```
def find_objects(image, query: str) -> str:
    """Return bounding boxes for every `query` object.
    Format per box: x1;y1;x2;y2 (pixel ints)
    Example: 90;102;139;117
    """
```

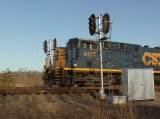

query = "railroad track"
0;85;159;95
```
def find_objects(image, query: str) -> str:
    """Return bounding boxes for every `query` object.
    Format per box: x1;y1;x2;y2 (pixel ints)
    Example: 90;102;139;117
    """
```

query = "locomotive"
43;38;160;86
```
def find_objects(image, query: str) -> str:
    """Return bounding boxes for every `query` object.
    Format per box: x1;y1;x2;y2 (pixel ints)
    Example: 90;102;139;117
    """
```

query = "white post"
98;14;106;99
49;39;52;65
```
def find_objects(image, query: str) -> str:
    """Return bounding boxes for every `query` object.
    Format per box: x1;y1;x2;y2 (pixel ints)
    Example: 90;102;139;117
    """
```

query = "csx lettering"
84;51;96;56
142;52;160;66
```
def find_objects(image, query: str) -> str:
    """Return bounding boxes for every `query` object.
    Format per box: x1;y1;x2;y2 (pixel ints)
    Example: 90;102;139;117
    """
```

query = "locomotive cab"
66;38;98;68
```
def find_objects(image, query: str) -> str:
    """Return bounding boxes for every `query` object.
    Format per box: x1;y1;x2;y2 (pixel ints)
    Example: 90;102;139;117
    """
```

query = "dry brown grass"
12;69;43;87
0;69;43;87
0;93;160;119
0;69;160;118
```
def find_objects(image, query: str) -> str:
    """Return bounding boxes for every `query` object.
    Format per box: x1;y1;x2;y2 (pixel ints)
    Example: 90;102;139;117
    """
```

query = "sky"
0;0;160;72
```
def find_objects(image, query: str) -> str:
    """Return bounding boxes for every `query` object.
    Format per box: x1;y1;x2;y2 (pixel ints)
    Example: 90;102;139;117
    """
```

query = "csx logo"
142;52;160;66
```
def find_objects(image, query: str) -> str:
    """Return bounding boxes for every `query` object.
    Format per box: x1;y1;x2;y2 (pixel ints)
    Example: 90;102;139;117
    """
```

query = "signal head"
53;38;57;50
102;13;110;34
43;40;47;53
88;14;96;36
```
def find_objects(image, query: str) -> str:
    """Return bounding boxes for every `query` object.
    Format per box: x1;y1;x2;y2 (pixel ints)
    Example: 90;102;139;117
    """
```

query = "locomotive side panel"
102;42;142;70
43;38;160;86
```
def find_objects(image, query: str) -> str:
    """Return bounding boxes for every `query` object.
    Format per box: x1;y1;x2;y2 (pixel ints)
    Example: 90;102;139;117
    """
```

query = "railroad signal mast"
43;39;57;69
88;13;111;99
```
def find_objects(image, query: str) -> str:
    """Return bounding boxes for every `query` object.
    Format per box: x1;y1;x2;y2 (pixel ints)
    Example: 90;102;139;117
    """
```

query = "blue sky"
0;0;160;72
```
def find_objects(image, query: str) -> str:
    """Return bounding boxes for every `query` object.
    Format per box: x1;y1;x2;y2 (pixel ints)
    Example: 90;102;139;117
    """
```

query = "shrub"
0;68;15;87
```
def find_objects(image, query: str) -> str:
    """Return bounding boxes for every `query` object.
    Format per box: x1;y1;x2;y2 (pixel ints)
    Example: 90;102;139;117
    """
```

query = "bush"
0;69;15;87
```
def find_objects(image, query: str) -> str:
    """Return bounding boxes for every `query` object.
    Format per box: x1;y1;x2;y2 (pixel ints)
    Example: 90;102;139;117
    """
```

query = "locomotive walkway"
0;85;160;95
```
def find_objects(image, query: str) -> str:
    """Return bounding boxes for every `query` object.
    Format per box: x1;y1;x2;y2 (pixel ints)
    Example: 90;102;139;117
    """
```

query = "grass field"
0;93;160;119
0;69;160;119
0;69;43;87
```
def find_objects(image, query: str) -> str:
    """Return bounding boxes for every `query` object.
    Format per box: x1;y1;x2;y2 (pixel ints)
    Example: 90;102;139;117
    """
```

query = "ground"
0;92;160;119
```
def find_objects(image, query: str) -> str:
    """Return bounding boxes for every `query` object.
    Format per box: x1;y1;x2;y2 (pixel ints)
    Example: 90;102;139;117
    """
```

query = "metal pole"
98;14;106;99
49;39;52;65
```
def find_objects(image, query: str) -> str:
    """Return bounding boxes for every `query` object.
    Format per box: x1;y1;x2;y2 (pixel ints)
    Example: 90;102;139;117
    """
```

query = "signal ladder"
106;42;114;96
107;61;114;96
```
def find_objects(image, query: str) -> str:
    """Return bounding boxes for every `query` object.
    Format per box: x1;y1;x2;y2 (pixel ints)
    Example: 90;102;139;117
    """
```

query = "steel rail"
0;85;159;95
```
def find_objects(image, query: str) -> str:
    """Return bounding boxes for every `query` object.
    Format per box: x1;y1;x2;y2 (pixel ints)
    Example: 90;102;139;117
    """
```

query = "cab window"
119;43;125;50
81;41;97;50
86;43;90;49
67;41;78;48
104;42;110;49
135;46;139;52
92;43;97;50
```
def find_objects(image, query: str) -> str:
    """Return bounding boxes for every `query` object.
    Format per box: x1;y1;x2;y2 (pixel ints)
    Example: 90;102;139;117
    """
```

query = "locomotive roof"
66;38;160;50
68;38;140;45
66;38;96;46
68;38;96;42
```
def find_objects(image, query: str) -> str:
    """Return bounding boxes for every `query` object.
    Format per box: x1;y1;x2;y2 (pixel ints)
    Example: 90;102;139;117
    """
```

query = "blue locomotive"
43;38;160;86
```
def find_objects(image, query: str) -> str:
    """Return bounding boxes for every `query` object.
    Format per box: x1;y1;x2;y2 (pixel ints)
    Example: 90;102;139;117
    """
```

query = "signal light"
53;38;57;50
89;14;96;36
102;13;110;34
43;40;47;53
